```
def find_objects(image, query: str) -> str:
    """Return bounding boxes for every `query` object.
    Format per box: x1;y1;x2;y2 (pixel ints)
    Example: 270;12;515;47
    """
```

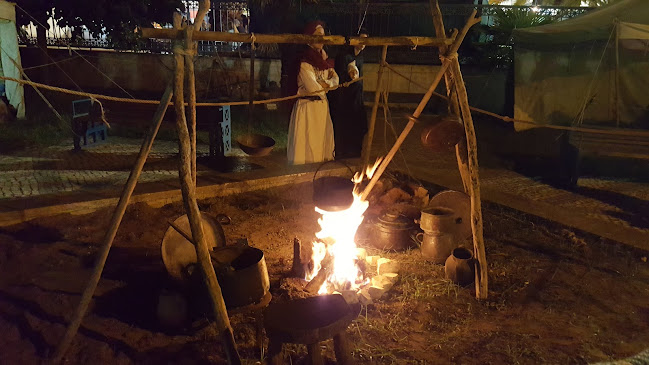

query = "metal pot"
212;245;270;309
371;212;419;251
419;206;456;234
312;161;355;212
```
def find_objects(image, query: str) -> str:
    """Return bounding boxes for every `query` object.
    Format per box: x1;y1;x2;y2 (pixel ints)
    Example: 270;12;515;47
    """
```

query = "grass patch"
0;113;71;153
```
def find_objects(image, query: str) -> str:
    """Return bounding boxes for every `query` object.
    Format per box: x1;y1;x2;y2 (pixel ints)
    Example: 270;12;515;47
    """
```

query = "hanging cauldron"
312;161;355;212
420;115;465;153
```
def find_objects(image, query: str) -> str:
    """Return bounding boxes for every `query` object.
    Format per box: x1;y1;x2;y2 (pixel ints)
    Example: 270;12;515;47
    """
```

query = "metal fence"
18;2;593;61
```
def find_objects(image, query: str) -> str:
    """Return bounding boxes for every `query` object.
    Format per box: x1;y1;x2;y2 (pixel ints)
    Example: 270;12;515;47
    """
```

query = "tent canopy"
514;0;649;47
512;0;649;131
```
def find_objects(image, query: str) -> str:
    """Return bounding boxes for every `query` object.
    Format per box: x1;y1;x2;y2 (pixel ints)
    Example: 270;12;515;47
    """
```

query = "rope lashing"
250;33;257;51
411;37;419;51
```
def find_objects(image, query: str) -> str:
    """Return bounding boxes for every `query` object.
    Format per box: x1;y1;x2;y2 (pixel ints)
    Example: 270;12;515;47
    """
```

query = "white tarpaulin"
0;0;24;118
619;22;649;40
512;0;649;132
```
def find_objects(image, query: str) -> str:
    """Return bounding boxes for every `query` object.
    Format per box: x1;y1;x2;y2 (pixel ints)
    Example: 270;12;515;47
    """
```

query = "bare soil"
1;181;648;364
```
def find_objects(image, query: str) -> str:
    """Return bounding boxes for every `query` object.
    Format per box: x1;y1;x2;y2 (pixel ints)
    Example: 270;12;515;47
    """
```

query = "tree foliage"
16;0;183;48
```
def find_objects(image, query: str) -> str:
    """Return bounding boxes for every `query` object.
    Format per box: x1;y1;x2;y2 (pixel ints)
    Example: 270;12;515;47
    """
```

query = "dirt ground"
1;181;648;365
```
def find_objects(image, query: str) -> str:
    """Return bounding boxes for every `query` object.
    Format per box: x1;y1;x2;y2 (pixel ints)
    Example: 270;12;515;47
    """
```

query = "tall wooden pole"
614;19;620;128
173;3;241;364
363;45;388;167
50;86;174;365
449;57;488;299
185;28;198;185
430;0;470;194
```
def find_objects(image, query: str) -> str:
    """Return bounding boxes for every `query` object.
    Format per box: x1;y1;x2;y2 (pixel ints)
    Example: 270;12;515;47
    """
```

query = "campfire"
292;159;400;304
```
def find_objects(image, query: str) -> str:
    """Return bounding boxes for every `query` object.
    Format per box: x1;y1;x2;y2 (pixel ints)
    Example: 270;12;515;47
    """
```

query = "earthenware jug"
416;231;455;264
444;247;475;287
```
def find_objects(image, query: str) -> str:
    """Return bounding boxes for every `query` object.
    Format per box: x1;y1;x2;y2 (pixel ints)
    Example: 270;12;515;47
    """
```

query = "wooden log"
449;57;488;300
305;253;333;294
363;45;388;167
50;85;174;365
290;237;307;279
140;28;452;47
430;0;470;194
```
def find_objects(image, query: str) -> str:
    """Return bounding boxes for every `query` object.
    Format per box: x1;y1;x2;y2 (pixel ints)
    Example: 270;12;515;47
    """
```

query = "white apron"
287;62;338;165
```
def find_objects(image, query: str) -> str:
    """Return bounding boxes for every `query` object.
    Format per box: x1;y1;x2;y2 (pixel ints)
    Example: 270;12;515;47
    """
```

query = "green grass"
0;113;71;153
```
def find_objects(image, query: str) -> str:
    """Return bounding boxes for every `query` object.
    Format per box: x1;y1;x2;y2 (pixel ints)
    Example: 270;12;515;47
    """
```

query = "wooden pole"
140;28;453;47
430;0;470;194
360;11;479;201
363;45;388;167
173;4;241;364
50;85;174;365
248;45;255;134
615;19;620;128
449;58;488;299
186;1;210;186
185;28;198;185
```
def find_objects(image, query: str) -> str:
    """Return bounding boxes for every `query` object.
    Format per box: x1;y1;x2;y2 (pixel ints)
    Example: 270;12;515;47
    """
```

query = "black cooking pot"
312;160;355;212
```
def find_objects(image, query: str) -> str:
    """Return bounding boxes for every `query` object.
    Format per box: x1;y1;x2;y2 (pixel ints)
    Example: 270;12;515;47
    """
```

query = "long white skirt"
287;98;335;165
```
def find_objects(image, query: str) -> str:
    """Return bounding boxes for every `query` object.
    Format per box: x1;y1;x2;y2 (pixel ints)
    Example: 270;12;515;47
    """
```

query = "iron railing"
18;3;593;62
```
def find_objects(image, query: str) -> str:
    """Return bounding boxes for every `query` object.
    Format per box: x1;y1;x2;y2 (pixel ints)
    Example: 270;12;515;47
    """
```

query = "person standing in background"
287;21;339;165
329;28;369;159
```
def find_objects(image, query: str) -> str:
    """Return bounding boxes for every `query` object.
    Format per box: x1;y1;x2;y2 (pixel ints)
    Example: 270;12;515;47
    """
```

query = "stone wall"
20;47;507;115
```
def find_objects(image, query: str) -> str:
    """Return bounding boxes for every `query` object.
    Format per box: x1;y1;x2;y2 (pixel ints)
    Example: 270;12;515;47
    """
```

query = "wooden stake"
50;85;174;365
290;237;307;279
363;45;388;167
448;57;488;299
430;0;470;194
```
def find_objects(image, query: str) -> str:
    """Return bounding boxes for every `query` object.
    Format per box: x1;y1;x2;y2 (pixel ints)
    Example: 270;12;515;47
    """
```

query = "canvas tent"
512;0;649;131
0;0;24;118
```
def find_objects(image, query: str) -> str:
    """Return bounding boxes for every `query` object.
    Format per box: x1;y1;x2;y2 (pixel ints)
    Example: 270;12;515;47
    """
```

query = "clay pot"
444;247;475;287
416;232;455;264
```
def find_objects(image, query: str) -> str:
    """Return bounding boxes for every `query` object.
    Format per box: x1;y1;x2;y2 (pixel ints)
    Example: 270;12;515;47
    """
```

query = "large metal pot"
371;212;419;251
212;245;270;309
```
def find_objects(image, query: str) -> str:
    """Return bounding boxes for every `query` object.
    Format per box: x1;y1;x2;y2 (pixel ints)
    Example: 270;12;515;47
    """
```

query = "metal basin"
237;133;275;156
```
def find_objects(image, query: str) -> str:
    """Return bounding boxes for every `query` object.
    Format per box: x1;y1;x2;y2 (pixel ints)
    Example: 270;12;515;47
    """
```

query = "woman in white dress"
287;21;339;165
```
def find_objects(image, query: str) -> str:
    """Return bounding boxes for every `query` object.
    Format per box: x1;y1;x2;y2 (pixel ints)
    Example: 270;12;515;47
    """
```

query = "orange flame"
308;158;383;294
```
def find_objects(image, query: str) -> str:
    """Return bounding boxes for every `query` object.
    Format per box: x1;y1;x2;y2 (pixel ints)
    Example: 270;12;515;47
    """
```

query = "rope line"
380;62;649;139
22;55;81;71
0;75;364;107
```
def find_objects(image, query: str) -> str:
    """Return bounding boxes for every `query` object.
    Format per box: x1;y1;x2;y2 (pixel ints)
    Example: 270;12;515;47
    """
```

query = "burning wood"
305;252;333;294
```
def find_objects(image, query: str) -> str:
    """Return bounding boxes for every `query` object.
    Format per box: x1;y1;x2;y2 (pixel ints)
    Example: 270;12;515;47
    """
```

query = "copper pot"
371;212;419;251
